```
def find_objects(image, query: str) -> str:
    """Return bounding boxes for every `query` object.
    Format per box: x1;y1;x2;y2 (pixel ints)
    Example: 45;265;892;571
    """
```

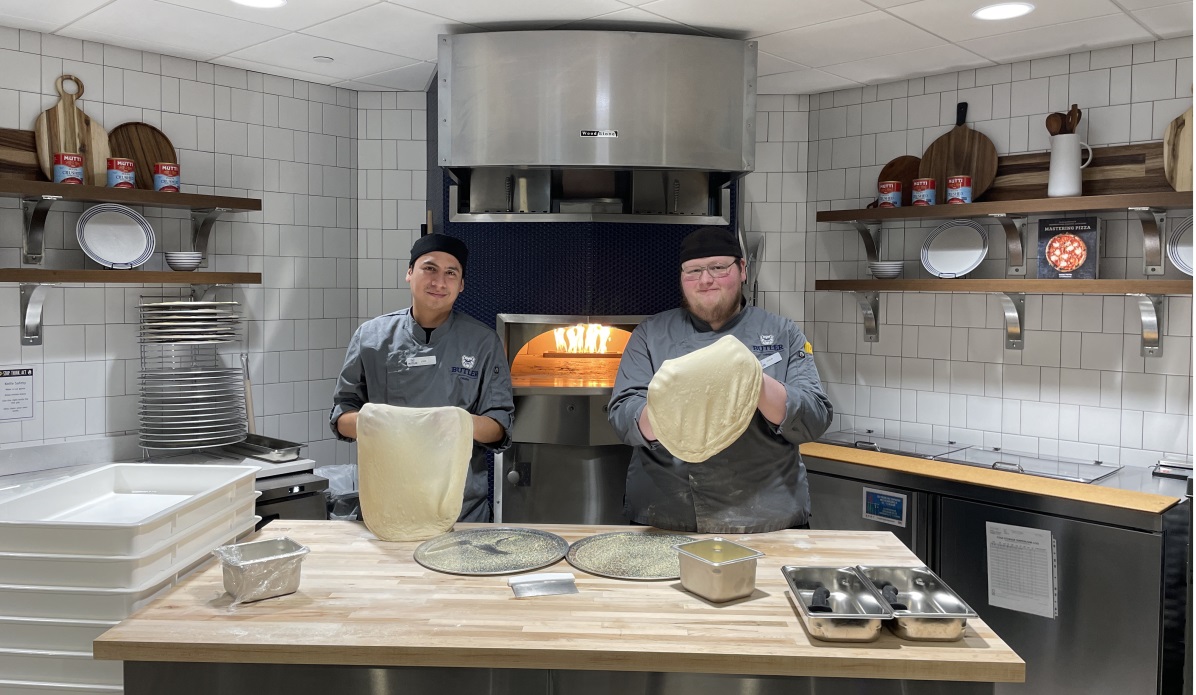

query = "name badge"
407;355;436;367
759;352;782;369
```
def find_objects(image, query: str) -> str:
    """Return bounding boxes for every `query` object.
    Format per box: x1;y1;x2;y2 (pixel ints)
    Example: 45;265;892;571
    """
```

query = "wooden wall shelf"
814;279;1192;295
0;179;261;212
814;192;1192;224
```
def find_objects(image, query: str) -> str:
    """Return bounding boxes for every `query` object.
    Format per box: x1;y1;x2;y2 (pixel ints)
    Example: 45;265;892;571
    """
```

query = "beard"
681;283;744;329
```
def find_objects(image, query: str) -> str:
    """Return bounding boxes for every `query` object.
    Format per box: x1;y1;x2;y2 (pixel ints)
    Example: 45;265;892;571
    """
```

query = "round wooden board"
877;155;921;206
108;122;178;191
1163;106;1193;192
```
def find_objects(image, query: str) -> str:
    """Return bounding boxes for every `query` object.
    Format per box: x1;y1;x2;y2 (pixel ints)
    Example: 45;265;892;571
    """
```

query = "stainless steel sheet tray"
223;434;305;463
855;565;977;641
414;527;569;576
566;531;694;580
781;566;893;642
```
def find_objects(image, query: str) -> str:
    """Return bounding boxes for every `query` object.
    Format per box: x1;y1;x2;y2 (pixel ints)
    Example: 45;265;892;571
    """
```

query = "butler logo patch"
461;355;476;369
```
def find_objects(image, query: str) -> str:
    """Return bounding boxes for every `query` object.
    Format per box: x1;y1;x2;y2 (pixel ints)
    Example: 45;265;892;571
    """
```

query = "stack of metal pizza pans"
138;301;247;450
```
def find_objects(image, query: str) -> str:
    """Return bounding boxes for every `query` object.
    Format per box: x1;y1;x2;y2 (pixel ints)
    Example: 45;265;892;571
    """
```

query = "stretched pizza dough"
645;335;763;463
357;403;473;541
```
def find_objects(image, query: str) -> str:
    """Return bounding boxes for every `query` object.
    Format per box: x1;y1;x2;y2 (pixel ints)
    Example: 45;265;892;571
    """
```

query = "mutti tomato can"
106;158;135;188
912;178;936;206
153;162;180;193
877;180;902;208
52;153;84;184
946;175;972;204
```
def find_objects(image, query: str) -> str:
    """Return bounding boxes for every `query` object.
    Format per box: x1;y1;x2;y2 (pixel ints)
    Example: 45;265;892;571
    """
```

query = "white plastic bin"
0;617;117;652
0;648;122;686
0;464;257;555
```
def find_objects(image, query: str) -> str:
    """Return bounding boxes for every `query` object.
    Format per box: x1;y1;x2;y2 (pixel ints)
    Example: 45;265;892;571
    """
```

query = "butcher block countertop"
94;520;1024;683
800;442;1180;515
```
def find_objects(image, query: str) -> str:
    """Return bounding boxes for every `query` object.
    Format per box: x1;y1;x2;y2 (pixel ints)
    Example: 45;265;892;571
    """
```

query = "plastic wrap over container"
211;537;309;605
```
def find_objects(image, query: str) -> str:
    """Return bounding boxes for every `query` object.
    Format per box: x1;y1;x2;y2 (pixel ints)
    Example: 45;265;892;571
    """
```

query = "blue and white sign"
862;487;907;528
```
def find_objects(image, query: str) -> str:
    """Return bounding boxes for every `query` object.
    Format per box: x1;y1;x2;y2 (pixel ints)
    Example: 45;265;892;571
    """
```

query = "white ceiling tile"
959;14;1156;63
633;0;873;40
213;56;338;85
756;11;945;68
156;0;377;32
757;51;807;76
385;0;627;27
56;0;287;62
302;3;469;62
355;61;437;90
1133;3;1195;39
617;0;658;6
863;0;922;6
227;33;419;80
889;0;1126;42
559;6;707;34
1114;0;1187;9
823;44;994;85
758;68;861;95
0;0;109;34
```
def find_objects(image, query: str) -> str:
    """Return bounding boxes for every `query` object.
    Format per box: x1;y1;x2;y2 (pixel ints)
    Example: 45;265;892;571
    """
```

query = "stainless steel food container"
781;566;893;642
856;565;978;641
212;536;309;603
674;537;763;603
223;434;306;463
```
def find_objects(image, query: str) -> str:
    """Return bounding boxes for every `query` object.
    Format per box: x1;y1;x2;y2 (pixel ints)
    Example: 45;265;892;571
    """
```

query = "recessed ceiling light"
972;2;1035;20
312;56;335;63
231;0;286;8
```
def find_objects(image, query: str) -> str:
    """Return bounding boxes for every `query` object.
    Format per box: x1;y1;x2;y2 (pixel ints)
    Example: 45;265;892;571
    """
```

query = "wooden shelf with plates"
815;279;1191;295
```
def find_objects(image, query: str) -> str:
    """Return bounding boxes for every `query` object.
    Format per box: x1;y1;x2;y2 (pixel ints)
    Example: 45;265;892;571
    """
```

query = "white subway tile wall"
746;37;1193;465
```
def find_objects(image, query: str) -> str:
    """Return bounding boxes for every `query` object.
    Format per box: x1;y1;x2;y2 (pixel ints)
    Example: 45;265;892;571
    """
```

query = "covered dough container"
674;537;763;603
212;536;309;604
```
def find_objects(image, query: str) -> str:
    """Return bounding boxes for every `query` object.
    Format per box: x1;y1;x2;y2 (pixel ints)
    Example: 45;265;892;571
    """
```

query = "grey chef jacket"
608;305;833;533
330;309;515;523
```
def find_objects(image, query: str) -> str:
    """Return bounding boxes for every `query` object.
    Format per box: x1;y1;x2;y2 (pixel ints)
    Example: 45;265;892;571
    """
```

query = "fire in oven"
495;314;646;524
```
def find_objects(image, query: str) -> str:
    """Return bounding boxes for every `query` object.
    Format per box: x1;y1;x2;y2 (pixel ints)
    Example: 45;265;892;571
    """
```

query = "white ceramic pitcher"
1047;133;1093;197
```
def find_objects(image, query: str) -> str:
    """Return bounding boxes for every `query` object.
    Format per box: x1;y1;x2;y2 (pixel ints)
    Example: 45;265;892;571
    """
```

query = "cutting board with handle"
985;143;1171;200
109;122;178;191
1163;106;1193;192
0;128;48;181
918;102;998;201
35;75;109;186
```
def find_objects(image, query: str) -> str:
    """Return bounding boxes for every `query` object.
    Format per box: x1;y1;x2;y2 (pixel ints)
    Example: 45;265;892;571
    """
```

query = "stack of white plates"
1167;215;1193;276
164;252;203;272
0;464;260;693
867;261;904;279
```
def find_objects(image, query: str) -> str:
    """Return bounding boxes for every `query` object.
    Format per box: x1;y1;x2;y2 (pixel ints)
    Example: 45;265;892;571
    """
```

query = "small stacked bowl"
867;261;904;279
165;251;203;271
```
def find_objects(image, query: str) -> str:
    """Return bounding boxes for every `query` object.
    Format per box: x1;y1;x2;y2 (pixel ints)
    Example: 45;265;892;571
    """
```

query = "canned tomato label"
53;153;84;184
153;162;180;193
877;180;902;208
106;158;135;188
912;178;936;206
946;175;972;204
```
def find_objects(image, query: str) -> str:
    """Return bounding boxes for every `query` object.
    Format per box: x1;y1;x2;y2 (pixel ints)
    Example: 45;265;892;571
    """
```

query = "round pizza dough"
357;403;474;542
645;335;763;463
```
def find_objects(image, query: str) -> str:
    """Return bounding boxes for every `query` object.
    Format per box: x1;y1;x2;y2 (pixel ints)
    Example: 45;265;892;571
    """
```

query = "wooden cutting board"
876;155;921;207
34;75;109;186
1163;106;1193;192
0;128;47;181
108;122;178;191
985;143;1172;200
918;102;998;201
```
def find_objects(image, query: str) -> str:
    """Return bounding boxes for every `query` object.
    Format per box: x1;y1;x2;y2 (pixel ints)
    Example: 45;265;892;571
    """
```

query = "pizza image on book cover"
1038;217;1100;279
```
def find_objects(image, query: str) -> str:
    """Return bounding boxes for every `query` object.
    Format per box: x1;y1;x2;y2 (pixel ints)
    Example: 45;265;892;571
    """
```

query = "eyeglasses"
681;262;736;280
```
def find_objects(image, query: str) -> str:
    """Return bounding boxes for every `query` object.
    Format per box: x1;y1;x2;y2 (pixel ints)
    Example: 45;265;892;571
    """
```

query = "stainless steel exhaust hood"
437;31;757;224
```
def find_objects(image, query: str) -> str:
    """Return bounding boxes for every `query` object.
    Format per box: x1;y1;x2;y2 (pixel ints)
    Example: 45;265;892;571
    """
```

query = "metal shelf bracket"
853;291;881;342
1132;207;1167;276
1134;294;1165;358
991;214;1027;276
22;195;61;265
999;292;1026;350
20;283;55;345
191;208;230;269
851;221;883;263
189;283;228;302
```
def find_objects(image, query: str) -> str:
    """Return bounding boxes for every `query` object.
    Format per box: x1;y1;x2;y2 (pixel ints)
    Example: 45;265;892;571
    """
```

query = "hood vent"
438;31;757;224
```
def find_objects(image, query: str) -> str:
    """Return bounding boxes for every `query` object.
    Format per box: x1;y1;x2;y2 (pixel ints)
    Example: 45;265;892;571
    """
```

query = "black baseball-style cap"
409;234;469;272
679;228;743;265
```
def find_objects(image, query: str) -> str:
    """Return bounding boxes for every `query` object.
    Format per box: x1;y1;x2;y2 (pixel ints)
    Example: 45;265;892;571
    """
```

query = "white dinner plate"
921;219;989;278
77;204;156;269
1167;215;1193;276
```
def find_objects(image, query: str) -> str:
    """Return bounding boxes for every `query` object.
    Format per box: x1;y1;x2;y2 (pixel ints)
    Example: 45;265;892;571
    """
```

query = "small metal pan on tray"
223;433;306;463
781;566;892;642
855;565;977;641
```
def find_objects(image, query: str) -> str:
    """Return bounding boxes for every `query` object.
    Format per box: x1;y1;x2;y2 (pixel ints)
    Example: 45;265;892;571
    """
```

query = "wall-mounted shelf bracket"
189;284;228;302
191;208;230;269
20;283;55;345
22;195;61;265
851;221;883;263
1134;294;1165;358
1132;208;1167;276
998;293;1026;350
853;291;880;342
991;214;1027;276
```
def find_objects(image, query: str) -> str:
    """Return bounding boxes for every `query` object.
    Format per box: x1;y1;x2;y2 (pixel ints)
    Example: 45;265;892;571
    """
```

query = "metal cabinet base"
498;442;630;525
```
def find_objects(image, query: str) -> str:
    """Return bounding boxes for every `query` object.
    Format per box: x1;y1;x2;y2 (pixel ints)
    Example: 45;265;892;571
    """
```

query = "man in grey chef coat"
329;234;514;523
608;227;833;533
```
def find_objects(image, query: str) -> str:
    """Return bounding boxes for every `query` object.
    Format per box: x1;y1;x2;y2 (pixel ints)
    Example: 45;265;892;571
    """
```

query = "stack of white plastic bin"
0;463;260;695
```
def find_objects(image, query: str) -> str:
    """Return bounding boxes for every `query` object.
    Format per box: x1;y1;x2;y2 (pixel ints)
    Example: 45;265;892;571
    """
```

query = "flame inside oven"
510;323;633;389
552;323;613;355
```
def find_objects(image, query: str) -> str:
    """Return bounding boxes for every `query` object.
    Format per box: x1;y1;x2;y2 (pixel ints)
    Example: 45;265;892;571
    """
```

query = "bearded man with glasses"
607;227;833;533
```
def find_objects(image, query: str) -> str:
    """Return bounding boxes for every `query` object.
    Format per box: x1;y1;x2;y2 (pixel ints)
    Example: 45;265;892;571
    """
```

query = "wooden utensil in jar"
34;75;110;185
1046;113;1065;136
1066;104;1082;134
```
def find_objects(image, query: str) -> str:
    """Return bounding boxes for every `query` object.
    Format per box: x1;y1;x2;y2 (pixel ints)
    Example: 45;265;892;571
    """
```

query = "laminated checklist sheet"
985;522;1057;619
0;367;33;421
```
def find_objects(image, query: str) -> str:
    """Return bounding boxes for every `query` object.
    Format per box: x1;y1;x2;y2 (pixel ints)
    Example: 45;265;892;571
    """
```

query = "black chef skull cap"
409;233;469;272
679;227;743;265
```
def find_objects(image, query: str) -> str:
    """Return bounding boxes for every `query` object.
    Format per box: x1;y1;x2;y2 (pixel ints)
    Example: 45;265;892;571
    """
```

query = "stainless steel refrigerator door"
807;471;930;562
499;442;631;525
